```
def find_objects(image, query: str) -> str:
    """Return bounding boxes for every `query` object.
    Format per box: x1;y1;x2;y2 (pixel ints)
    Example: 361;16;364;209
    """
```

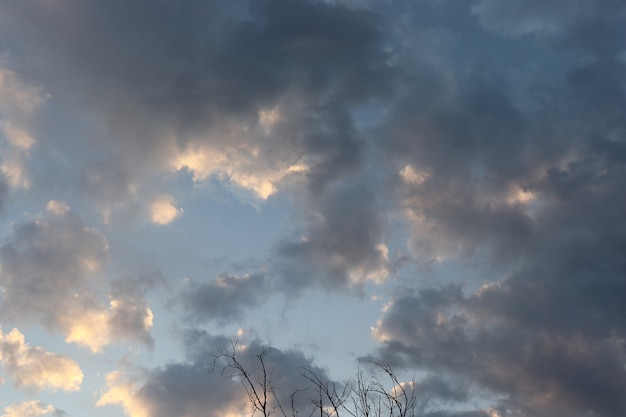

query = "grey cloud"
214;339;333;414
401;176;535;262
101;331;333;417
424;413;489;417
412;375;470;404
1;1;624;415
107;272;163;346
365;2;626;416
370;286;471;370
0;204;108;328
385;73;538;262
277;181;388;291
472;0;626;39
0;203;155;350
0;0;397;328
372;203;626;416
0;173;8;213
380;0;626;263
109;271;165;301
0;0;394;207
388;79;529;185
242;0;394;102
106;297;154;348
375;194;626;415
178;273;266;324
3;0;400;328
471;178;626;340
137;363;247;417
300;102;364;194
180;332;486;417
372;285;626;417
97;332;243;417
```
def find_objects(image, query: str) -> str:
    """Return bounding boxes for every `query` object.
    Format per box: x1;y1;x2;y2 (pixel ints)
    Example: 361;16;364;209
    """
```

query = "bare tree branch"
211;342;421;417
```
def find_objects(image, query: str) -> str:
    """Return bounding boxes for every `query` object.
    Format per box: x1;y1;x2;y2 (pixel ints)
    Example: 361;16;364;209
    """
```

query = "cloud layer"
0;0;624;416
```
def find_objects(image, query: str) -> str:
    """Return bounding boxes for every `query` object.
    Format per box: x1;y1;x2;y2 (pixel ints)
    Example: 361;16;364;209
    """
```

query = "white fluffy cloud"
0;327;83;392
171;128;309;200
150;194;182;225
1;401;55;417
97;372;151;417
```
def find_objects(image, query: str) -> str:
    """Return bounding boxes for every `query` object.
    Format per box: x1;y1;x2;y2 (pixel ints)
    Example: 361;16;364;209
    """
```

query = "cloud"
0;327;83;392
0;65;45;190
376;0;626;270
4;0;399;299
96;372;151;417
371;254;626;417
472;0;626;38
61;297;154;352
353;2;626;416
0;173;8;214
277;182;389;291
1;402;56;417
96;327;501;417
170;133;308;200
0;0;397;303
97;364;250;417
97;332;331;417
44;200;69;215
0;201;153;351
0;0;394;212
149;194;182;225
0;201;109;327
0;2;624;416
384;73;539;262
179;273;266;324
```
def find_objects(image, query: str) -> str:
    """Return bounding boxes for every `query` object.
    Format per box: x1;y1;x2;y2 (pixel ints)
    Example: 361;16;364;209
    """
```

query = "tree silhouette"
211;341;417;417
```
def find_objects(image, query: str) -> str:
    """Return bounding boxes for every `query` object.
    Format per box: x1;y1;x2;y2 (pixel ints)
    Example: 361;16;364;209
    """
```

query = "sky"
0;0;625;416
